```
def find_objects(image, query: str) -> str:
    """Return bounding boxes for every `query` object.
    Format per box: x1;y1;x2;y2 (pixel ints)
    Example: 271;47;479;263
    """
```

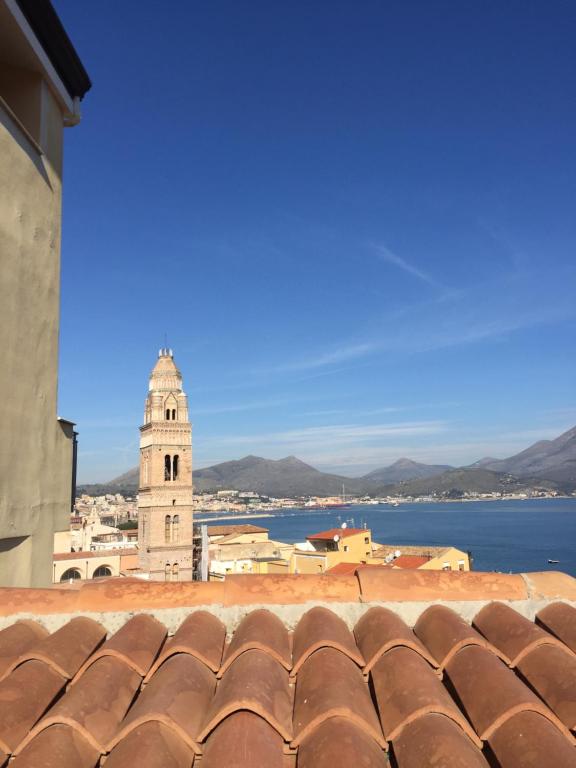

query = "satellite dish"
394;550;401;559
333;535;340;542
341;522;347;529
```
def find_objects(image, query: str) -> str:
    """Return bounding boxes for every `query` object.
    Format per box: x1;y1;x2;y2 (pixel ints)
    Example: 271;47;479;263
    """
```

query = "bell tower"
138;349;193;580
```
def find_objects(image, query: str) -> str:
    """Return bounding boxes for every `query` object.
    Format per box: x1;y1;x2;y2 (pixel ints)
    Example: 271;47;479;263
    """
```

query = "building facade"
0;0;90;586
138;349;194;580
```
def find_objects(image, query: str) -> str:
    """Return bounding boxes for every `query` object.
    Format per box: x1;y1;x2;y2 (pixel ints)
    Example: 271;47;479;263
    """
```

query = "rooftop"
207;524;269;537
0;570;574;766
391;554;431;569
307;527;367;541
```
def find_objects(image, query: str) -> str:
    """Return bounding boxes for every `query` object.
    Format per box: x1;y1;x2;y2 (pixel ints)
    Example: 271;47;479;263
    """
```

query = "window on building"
93;565;112;578
442;563;451;571
165;409;170;420
165;562;171;581
458;560;466;571
172;409;176;420
60;568;82;582
165;515;172;543
172;515;180;543
164;454;171;481
173;454;179;480
172;563;179;581
364;537;370;544
343;545;349;552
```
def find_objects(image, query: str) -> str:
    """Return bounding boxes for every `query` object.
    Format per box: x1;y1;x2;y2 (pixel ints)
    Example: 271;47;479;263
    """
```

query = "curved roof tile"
392;713;490;768
10;724;99;768
73;614;166;681
473;602;570;666
488;711;576;768
197;650;292;742
105;722;194;768
109;654;215;753
536;602;576;653
298;717;388;768
445;644;574;743
516;644;576;730
370;646;480;746
355;606;437;674
0;621;48;682
292;647;385;749
201;712;284;768
219;609;291;677
414;604;509;669
292;606;364;677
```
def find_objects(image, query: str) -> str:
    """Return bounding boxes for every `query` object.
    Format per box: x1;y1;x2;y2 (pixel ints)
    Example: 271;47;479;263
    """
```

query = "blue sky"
53;1;576;482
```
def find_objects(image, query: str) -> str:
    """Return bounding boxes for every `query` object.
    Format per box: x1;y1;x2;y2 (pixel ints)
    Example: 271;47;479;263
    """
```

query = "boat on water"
548;559;560;564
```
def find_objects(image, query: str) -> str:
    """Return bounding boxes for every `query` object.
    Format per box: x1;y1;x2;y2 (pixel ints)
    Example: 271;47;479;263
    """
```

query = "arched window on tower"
165;409;170;420
165;562;171;581
172;408;176;420
164;454;171;481
172;563;179;581
172;515;179;543
173;455;179;481
165;514;171;543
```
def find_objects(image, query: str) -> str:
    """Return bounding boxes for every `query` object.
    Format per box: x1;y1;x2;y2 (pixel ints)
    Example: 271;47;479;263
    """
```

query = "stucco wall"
0;83;73;586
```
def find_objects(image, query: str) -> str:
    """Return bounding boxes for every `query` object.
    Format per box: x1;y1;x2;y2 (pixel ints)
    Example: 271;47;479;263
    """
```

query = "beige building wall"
0;3;89;587
421;547;470;571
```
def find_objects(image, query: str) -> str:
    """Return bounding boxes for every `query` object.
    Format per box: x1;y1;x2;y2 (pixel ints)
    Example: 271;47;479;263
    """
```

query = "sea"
251;497;576;576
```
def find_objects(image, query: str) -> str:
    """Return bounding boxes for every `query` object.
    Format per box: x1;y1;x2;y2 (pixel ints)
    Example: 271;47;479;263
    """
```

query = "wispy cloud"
373;243;439;287
277;342;378;372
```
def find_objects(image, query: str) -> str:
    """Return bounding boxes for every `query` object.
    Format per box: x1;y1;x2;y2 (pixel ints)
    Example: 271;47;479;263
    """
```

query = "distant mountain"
379;468;556;498
480;426;576;486
362;458;453;486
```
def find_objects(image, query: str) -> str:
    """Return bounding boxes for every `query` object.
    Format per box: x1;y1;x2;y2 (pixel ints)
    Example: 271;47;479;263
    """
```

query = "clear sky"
53;1;576;483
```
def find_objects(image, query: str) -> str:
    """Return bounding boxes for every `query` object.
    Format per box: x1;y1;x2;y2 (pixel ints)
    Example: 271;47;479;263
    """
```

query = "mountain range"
77;424;576;498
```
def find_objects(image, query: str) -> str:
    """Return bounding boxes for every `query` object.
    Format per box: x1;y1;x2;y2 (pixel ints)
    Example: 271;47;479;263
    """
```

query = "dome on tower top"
148;348;183;391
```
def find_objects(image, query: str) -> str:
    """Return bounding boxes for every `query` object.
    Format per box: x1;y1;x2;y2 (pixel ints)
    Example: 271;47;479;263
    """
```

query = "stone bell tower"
138;349;193;580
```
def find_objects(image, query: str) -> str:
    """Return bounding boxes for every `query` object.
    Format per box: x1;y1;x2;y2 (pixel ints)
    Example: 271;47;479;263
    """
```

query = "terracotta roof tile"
297;717;388;768
445;644;574;743
525;571;576;601
292;647;385;749
10;725;99;768
371;646;480;746
5;617;106;680
292;606;364;677
414;604;509;670
307;528;366;540
355;606;437;674
392;554;431;569
473;602;569;666
145;611;226;679
0;660;66;753
74;614;166;681
198;649;293;742
109;653;215;753
219;609;291;677
516;644;576;730
0;620;48;681
537;601;576;653
392;713;490;768
207;524;269;536
488;711;576;768
223;573;360;605
17;656;141;753
202;711;284;768
105;722;195;768
357;569;528;602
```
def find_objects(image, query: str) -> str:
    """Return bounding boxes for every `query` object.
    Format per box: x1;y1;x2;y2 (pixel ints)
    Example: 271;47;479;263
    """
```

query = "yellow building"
291;527;373;574
0;0;90;586
53;548;139;583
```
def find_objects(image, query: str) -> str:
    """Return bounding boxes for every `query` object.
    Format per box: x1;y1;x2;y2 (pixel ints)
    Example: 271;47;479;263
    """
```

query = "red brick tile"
10;725;99;768
392;713;490;768
292;647;385;749
223;574;360;605
445;645;574;743
357;569;528;602
105;722;194;768
0;660;66;753
355;606;438;675
0;621;48;681
488;711;576;768
537;602;576;653
473;602;569;666
109;653;215;753
7;617;106;680
517;644;576;730
16;656;141;753
414;604;510;670
198;649;293;742
202;712;284;768
219;609;291;677
298;717;388;768
74;614;166;681
292;607;364;677
371;646;480;747
145;611;226;679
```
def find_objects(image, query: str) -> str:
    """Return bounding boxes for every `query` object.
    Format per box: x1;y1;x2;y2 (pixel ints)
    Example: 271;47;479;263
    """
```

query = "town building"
206;524;293;579
0;0;90;586
137;349;194;580
291;527;373;574
369;544;471;571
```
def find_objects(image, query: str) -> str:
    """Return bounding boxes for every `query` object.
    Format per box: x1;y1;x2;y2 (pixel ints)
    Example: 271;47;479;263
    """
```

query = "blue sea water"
258;498;576;576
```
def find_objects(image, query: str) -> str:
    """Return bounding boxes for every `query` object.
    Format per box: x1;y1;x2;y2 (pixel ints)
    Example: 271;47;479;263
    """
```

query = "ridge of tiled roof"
307;527;367;540
0;585;574;767
391;554;431;569
206;524;269;536
54;548;138;561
